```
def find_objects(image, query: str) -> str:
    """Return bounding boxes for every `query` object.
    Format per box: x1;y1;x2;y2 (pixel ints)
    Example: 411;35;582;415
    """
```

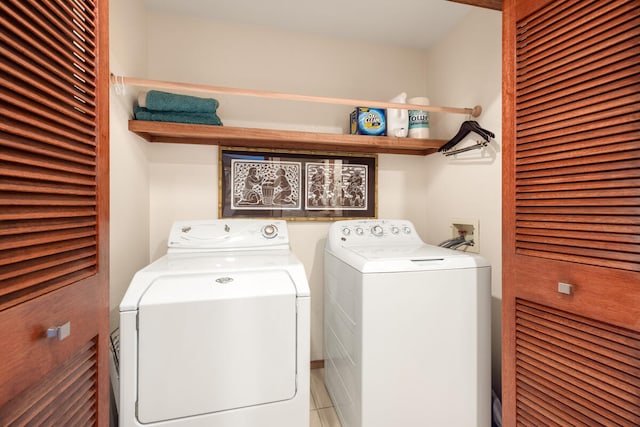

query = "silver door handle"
46;321;71;341
558;282;573;295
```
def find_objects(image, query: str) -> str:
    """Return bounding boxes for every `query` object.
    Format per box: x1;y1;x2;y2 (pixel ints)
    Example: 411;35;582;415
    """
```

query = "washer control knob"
403;226;412;234
371;225;384;237
355;227;364;236
391;226;400;235
261;224;278;239
342;228;351;236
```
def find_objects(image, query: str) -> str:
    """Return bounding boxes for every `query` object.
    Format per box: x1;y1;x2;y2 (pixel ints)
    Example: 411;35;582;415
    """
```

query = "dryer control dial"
391;226;400;235
403;226;412;234
371;225;384;237
261;224;279;239
355;227;364;236
342;228;351;236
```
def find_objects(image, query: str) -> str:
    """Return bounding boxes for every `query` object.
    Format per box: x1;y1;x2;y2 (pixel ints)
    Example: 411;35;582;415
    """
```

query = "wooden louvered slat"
33;2;97;59
518;73;639;121
5;105;97;147
517;364;636;426
0;217;96;235
0;0;101;308
0;269;97;312
0;55;95;115
0;127;96;157
516;151;640;176
0;193;96;207
517;226;640;244
1;164;96;186
517;206;640;216
516;392;567;426
2;87;96;137
517;116;640;148
0;179;96;197
515;235;639;256
0;238;96;266
518;177;640;193
518;364;636;425
0;259;97;299
0;339;97;426
514;10;640;275
515;299;640;425
518;168;640;186
68;0;96;24
0;148;95;178
517;188;640;200
0;207;97;221
516;220;640;234
517;104;639;138
1;2;96;81
517;7;639;84
517;64;640;114
26;352;96;425
517;327;640;384
519;87;640;131
0;132;95;164
517;4;639;82
515;246;640;270
0;17;97;106
517;379;609;427
0;248;97;282
0;227;97;251
517;38;640;104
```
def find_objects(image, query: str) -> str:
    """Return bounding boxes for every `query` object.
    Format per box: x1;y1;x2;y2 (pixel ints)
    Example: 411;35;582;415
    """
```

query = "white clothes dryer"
119;219;310;427
324;219;491;427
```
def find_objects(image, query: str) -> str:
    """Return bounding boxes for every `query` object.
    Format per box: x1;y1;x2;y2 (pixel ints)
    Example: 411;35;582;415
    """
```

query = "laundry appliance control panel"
167;219;290;252
329;219;423;247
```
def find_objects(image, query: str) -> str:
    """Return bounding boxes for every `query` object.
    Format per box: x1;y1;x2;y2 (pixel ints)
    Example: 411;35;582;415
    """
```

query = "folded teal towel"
134;106;223;126
144;90;219;114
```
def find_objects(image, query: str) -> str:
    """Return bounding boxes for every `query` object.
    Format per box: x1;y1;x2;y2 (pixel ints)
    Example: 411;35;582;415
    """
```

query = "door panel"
503;0;640;425
0;0;109;424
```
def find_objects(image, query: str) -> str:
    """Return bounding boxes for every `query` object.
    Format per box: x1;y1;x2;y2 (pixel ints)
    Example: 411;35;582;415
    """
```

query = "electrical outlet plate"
451;218;479;253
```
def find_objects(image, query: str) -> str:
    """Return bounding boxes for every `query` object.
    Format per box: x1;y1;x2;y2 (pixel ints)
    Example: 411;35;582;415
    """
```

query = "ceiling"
143;0;478;50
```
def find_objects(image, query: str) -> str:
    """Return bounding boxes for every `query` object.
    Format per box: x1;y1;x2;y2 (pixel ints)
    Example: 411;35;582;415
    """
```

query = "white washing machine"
324;219;491;427
119;219;310;427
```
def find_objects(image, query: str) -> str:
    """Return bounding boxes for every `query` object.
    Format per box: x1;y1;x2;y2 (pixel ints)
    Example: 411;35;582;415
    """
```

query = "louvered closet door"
502;0;640;426
0;0;109;425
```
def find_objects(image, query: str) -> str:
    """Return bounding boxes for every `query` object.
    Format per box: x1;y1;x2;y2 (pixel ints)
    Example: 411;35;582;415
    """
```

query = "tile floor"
310;368;342;427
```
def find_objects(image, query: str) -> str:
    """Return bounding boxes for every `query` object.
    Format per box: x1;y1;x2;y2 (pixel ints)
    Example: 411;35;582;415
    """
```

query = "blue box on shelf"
350;107;386;136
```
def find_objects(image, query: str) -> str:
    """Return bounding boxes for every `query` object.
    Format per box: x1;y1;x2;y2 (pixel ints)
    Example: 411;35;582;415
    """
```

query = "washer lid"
333;243;489;273
136;270;297;423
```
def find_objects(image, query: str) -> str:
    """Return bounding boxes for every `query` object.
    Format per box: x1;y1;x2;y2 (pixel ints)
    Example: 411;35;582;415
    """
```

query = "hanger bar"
110;73;482;117
442;141;488;156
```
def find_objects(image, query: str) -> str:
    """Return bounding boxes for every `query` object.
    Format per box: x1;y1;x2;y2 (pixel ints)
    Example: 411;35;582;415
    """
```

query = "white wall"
422;8;503;394
109;0;150;330
145;12;432;361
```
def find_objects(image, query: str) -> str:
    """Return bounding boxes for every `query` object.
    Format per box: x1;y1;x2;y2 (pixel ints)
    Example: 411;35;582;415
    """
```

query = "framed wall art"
219;147;377;220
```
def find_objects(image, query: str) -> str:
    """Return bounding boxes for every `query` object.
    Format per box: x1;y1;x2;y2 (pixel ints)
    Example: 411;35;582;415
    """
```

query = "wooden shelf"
128;120;446;155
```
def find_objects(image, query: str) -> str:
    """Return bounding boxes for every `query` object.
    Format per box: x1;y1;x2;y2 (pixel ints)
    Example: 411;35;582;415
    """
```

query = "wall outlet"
451;218;479;253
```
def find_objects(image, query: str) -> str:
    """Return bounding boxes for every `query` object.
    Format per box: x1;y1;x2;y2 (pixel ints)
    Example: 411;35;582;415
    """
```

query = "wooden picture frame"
219;147;377;220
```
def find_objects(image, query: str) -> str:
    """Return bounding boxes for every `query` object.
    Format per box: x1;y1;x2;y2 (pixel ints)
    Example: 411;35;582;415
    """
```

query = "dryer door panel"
136;270;297;423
